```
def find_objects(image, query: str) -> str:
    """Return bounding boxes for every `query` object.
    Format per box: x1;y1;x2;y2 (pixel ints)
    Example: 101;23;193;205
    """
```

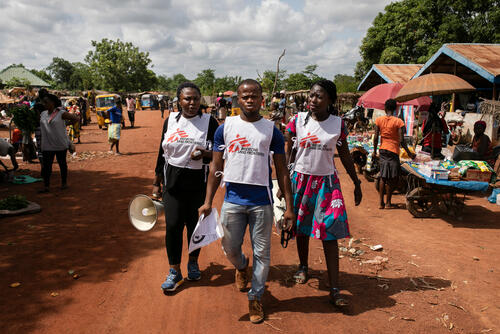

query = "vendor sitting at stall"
472;120;494;167
421;103;448;159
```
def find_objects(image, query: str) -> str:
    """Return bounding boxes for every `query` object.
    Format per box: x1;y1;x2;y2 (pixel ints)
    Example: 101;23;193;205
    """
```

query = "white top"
293;112;342;176
40;108;70;151
162;112;210;170
0;138;12;156
222;116;274;187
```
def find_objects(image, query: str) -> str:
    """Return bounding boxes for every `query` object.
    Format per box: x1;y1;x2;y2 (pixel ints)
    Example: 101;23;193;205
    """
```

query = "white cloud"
0;0;394;80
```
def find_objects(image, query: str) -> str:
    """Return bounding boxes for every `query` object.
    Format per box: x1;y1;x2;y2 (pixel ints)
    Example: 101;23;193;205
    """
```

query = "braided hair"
304;79;338;125
175;82;202;122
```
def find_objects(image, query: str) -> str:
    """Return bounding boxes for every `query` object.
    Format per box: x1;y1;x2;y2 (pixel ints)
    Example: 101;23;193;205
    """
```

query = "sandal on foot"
329;288;348;308
293;265;308;284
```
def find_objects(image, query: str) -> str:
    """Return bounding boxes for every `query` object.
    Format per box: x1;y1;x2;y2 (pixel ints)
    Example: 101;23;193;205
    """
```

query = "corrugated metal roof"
413;44;500;86
374;64;423;83
0;67;50;87
447;44;500;77
357;64;422;91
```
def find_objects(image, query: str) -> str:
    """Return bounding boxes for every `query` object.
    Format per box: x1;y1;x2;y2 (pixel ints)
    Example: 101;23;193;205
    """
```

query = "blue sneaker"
187;261;201;281
161;268;184;292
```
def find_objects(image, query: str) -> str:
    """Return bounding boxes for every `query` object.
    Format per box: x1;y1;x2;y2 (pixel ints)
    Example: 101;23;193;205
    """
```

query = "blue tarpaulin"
408;165;489;192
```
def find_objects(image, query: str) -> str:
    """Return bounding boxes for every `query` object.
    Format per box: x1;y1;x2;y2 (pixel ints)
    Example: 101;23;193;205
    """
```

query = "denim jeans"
220;201;273;300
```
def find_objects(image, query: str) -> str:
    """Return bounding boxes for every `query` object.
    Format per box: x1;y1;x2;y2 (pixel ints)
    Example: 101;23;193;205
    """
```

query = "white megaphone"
128;194;165;231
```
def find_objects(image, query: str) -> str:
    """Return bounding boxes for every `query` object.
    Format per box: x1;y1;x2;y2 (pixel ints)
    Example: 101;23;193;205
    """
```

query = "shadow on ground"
263;265;451;317
0;169;161;333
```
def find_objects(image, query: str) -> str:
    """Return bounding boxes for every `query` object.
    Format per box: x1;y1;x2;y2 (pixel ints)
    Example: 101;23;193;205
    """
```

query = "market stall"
402;158;493;218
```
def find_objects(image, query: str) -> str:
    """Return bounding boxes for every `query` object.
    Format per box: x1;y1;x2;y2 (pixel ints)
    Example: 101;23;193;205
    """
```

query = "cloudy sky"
0;0;394;79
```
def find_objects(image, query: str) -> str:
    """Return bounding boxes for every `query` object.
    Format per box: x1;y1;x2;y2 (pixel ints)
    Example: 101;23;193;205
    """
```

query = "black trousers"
163;188;205;265
42;150;67;187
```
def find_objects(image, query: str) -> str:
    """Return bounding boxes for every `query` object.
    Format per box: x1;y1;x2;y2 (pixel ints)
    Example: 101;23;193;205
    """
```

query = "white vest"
162;112;210;170
222;116;274;187
293;112;342;176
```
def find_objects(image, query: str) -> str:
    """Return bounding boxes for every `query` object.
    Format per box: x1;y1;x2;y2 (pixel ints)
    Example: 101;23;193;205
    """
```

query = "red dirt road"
1;110;499;333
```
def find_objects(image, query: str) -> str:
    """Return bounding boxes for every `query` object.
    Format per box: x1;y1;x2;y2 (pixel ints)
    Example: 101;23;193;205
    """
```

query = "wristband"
153;183;160;187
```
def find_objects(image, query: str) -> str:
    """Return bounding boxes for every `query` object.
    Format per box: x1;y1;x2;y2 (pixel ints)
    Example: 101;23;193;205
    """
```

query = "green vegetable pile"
0;195;29;211
9;104;39;133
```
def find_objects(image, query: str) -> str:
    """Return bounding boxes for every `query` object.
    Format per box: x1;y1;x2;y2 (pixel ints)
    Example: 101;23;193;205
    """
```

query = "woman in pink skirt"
286;80;362;308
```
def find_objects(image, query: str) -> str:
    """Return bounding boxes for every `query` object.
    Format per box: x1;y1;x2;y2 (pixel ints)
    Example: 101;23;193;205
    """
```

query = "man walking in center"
126;95;136;128
199;79;295;324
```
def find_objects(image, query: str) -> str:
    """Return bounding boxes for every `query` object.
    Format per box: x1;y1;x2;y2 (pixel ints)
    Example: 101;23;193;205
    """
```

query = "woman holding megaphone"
153;82;219;293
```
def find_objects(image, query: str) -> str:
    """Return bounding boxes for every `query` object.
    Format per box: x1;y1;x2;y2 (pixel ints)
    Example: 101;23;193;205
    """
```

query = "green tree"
194;69;216;95
156;75;173;91
170;73;190;92
284;72;310;91
69;62;93;90
85;38;156;92
333;74;358;93
355;0;500;80
29;69;53;85
259;70;286;96
302;64;320;81
47;57;75;89
214;75;241;93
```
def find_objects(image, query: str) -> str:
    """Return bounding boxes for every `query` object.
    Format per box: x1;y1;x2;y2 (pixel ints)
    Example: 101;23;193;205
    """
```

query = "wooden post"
450;61;457;112
271;49;286;99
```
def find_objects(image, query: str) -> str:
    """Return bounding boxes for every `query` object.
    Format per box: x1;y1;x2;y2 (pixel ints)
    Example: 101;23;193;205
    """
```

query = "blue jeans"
220;202;273;300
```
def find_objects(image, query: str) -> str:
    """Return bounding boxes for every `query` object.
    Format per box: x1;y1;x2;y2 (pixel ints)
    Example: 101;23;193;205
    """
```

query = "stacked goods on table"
410;159;496;183
456;160;495;182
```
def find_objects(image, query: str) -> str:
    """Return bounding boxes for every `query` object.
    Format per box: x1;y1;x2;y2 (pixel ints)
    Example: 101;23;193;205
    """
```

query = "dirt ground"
0;110;499;334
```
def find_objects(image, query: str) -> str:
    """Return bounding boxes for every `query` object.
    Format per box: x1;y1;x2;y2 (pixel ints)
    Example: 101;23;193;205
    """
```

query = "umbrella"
223;90;234;96
357;83;431;110
395;73;475;102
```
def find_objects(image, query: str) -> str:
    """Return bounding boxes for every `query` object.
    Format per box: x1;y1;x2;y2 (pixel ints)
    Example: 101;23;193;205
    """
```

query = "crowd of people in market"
0;76;498;325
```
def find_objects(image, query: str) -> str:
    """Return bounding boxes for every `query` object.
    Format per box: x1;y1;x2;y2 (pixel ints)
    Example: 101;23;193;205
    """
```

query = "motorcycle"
343;105;369;133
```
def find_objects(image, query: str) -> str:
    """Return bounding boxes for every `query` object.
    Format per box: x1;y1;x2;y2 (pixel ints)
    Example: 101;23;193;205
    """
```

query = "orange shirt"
375;116;404;154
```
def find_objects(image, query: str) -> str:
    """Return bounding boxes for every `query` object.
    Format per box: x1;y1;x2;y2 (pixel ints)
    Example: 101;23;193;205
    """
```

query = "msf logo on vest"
167;128;188;143
300;133;320;148
228;134;251;152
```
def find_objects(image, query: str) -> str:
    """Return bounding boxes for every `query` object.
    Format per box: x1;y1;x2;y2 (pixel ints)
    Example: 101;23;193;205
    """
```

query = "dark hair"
304;79;338;125
176;82;202;121
385;99;397;112
423;102;443;134
237;79;263;94
33;102;45;113
38;88;49;100
43;93;61;108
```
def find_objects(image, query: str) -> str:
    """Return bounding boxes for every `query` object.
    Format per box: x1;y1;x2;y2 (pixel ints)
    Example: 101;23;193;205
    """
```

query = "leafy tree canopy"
259;69;287;96
47;57;74;89
85;38;155;92
355;0;500;80
333;74;358;93
194;69;216;95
